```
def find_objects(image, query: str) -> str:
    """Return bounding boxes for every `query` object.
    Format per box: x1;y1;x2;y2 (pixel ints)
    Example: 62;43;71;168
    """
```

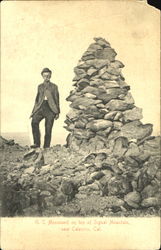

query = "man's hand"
55;114;59;120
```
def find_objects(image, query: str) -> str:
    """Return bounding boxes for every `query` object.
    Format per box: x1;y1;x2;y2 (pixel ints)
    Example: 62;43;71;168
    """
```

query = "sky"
1;0;160;145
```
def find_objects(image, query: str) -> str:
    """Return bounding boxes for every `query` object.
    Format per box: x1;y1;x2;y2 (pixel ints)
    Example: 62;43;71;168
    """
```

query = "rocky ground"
0;135;160;217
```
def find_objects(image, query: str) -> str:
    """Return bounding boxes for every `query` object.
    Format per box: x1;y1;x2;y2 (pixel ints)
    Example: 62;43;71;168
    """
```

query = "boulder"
123;107;143;122
118;120;153;141
141;197;160;208
94;37;111;47
105;99;134;111
86;119;112;132
124;191;141;208
71;97;101;109
113;136;129;156
108;176;132;196
82;86;106;96
95;47;117;61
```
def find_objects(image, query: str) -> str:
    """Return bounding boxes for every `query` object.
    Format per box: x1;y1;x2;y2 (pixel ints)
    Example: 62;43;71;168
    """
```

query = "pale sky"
1;1;160;145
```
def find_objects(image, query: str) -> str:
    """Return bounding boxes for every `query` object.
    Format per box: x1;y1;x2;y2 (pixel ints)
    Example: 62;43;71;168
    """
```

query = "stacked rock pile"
65;37;153;154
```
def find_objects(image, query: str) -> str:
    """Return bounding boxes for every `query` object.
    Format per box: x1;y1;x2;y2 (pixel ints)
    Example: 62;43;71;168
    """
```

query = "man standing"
30;68;60;148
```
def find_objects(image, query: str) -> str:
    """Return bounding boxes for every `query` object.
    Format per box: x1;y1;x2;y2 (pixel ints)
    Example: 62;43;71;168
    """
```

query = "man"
30;68;60;148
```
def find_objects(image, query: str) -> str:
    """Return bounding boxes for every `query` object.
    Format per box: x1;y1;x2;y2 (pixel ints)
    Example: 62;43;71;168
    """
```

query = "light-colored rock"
40;165;51;174
86;119;112;132
123;107;143;122
71;97;101;109
113;137;129;156
124;191;141;208
105;99;134;111
84;93;96;99
87;67;98;77
24;167;35;174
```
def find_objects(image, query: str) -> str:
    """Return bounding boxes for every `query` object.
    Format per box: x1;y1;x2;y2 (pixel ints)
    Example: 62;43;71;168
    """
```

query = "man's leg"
44;112;55;148
31;111;44;147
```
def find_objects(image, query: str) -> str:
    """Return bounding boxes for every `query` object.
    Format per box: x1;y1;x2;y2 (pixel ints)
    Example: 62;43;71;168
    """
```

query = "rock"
101;72;119;80
59;203;81;216
142;136;160;156
60;179;76;200
84;93;96;99
106;65;121;76
104;81;120;89
113;137;129;157
87;59;110;69
124;191;141;208
123;107;143;122
113;122;123;130
71;97;101;109
104;111;117;120
96;127;111;137
74;67;87;80
118;120;153;140
66;109;82;121
24;167;35;174
40;191;51;197
75;193;87;199
105;99;134;111
94;37;111;47
86;119;112;132
40;165;51;175
108;176;132;196
95;47;117;61
73;129;95;140
125;142;140;157
35;151;44;168
110;60;124;68
141;197;159;208
23;149;36;160
90;171;105;180
75;119;87;129
82;86;105;96
77;78;90;90
53;193;67;206
141;184;159;199
87;67;98;77
87;43;103;51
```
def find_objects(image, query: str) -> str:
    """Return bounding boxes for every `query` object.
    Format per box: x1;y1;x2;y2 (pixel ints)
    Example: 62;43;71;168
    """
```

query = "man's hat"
41;68;52;75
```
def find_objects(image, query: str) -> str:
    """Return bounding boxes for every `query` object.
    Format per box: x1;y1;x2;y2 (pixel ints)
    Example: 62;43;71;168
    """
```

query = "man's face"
42;72;51;82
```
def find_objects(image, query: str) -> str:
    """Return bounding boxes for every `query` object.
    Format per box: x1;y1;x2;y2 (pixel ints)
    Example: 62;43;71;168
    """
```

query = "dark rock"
108;176;132;196
95;47;117;61
94;37;111;47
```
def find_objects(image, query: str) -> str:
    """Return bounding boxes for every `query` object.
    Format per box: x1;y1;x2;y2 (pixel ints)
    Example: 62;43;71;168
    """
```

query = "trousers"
31;100;55;148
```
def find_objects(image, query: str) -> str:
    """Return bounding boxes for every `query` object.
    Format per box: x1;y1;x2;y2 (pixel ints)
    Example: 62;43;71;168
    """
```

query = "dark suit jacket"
31;82;60;117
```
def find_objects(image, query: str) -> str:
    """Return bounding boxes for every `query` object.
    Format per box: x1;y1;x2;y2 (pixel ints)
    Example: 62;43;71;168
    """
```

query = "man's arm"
54;85;60;119
30;86;40;118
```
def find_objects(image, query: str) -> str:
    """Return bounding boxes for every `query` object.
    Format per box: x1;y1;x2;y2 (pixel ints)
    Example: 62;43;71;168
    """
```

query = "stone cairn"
65;37;153;154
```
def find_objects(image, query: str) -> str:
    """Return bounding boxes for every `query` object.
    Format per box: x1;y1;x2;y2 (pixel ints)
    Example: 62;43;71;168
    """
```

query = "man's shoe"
30;144;40;149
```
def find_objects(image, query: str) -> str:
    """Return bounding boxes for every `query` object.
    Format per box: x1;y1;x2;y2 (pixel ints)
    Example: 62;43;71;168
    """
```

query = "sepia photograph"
1;0;160;249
